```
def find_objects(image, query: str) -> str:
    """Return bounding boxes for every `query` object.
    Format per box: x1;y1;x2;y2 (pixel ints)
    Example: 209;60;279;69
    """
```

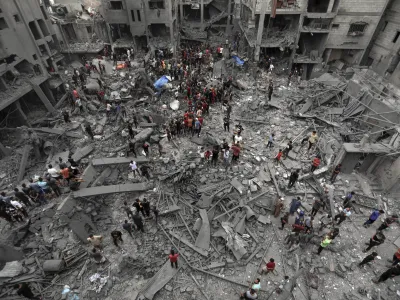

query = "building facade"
364;0;400;87
239;0;391;78
0;0;67;157
100;0;178;52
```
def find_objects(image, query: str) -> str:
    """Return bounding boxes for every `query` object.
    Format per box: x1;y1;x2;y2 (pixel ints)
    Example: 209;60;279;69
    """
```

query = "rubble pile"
1;44;400;300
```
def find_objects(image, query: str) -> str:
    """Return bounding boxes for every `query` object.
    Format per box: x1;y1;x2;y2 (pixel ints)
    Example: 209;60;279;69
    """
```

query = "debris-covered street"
1;0;400;300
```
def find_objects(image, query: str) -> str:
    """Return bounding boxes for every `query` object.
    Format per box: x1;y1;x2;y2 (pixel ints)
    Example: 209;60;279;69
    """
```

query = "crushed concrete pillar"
31;84;56;115
14;100;31;127
254;0;268;61
42;81;56;105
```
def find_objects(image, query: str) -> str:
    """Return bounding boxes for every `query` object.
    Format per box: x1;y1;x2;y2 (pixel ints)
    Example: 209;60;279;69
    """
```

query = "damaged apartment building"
0;0;66;158
239;0;391;79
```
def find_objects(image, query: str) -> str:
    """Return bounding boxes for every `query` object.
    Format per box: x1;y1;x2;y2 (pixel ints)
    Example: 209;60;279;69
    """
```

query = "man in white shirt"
129;160;139;177
47;164;60;179
223;149;230;168
10;200;28;217
106;103;112;116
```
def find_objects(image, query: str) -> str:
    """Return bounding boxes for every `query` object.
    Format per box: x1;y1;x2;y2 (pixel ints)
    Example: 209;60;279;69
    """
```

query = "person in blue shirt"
192;118;201;137
363;209;385;227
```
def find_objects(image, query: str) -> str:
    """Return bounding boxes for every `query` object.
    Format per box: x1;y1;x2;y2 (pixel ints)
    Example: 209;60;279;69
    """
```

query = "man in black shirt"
143;198;151;217
14;188;31;207
133;212;144;232
133;199;145;217
122;220;134;237
282;141;293;159
111;230;123;247
374;264;400;283
288;170;299;188
14;283;41;299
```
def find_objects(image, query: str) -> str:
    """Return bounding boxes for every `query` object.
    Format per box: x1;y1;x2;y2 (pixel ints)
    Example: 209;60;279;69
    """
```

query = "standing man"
223;116;230;132
288;170;299;188
266;133;275;149
129;161;139;177
282;141;293;159
87;234;103;250
268;81;273;101
85;123;94;140
142;198;151;217
231;143;241;163
153;206;159;224
169;249;179;268
317;235;332;255
311;198;325;217
363;209;385;227
132;211;144;232
133;199;145;217
142;143;150;156
289;197;301;215
223;148;230;169
330;164;341;183
301;131;318;152
280;212;289;230
212;146;219;166
274;197;284;217
111;230;123;247
310;155;321;172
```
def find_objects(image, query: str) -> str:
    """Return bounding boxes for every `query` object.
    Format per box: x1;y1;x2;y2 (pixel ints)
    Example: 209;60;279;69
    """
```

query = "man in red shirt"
169;249;179;268
275;149;282;162
231;143;241;162
391;248;400;266
310;155;321;172
262;258;275;274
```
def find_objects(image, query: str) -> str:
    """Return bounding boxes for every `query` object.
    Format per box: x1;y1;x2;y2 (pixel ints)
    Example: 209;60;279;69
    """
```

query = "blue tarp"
154;75;169;89
232;55;244;66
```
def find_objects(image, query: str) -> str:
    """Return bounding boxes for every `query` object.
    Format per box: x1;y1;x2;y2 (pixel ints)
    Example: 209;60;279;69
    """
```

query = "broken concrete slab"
299;166;329;180
169;231;208;257
140;260;179;300
195;209;210;251
0;244;23;263
92;167;112;186
91;156;149;166
80;164;97;189
72;145;94;162
132;128;154;144
230;178;245;194
139;122;157;128
33;127;83;138
159;205;181;216
42;260;65;272
73;182;152;198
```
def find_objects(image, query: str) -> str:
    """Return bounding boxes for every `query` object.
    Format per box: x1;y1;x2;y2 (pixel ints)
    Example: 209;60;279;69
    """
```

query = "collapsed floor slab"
72;183;152;198
91;156;149;166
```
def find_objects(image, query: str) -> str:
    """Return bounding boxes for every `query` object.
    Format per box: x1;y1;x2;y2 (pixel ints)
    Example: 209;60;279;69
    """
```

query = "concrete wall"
372;155;400;192
367;0;400;86
337;0;388;13
325;15;381;50
254;0;307;13
0;0;55;66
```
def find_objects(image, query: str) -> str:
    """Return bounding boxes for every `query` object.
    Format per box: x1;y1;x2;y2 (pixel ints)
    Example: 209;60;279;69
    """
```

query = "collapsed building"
240;0;391;78
1;0;400;300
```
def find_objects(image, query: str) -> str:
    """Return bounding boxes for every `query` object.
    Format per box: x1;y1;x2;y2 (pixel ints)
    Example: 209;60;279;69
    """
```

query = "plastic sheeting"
154;75;170;89
232;55;244;66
